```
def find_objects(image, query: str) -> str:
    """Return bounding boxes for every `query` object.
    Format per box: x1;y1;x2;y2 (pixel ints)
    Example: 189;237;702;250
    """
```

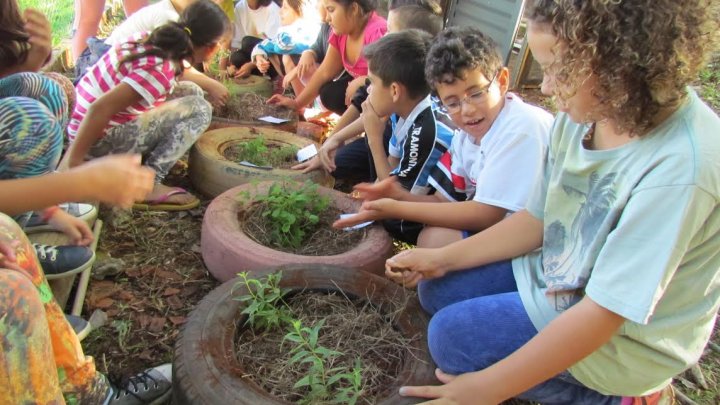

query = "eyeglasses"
438;72;498;115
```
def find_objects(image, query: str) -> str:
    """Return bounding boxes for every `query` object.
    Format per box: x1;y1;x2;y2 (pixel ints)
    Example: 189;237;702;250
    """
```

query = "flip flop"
132;187;200;212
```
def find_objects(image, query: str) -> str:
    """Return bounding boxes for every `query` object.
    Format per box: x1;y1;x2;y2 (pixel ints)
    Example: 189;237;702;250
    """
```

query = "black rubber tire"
173;264;436;405
189;127;334;197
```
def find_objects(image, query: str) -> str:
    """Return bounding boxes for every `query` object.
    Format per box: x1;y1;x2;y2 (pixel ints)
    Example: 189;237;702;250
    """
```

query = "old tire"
201;181;393;282
173;264;436;405
227;74;272;98
189;127;333;197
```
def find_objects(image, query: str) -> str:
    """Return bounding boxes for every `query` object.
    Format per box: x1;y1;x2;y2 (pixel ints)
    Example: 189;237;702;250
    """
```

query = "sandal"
132;187;200;212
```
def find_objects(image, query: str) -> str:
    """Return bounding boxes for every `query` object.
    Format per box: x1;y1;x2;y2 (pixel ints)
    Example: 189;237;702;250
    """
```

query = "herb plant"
253;181;331;249
233;136;298;167
234;271;292;332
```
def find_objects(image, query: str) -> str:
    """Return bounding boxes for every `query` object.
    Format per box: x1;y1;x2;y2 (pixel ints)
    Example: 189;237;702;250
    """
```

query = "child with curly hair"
391;0;720;403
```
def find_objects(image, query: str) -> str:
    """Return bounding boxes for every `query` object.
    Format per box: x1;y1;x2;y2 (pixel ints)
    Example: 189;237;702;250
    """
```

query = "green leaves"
234;272;364;404
233;271;291;332
254;181;332;249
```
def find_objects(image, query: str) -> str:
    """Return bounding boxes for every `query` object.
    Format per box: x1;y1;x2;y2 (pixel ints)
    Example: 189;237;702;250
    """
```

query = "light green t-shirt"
513;90;720;396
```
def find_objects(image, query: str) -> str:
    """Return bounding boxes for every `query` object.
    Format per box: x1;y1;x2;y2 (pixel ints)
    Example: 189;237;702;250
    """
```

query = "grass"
18;0;75;47
697;55;720;114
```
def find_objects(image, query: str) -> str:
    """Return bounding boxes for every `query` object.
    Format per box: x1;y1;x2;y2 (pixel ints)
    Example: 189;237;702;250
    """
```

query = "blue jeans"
418;261;622;405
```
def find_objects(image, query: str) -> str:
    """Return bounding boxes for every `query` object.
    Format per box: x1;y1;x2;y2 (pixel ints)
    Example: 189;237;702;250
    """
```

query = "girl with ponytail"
65;0;229;211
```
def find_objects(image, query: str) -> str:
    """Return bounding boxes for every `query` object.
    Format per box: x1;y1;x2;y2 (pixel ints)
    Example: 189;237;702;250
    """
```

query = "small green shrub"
233;136;298;167
234;271;292;332
247;181;331;249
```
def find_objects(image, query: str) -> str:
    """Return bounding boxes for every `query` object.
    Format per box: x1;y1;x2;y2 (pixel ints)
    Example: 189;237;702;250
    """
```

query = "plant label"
296;144;318;162
258;116;291;124
338;214;373;231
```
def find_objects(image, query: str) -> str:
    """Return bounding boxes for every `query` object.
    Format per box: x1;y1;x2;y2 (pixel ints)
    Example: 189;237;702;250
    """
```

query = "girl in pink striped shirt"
65;0;229;211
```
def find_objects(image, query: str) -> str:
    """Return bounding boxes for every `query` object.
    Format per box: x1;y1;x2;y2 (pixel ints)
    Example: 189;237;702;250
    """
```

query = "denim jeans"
418;261;622;404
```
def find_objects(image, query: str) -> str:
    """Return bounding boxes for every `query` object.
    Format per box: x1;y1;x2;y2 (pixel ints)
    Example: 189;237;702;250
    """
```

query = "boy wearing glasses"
335;27;552;254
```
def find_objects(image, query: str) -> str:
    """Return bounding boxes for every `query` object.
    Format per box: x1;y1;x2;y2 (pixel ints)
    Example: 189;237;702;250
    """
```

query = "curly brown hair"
528;0;719;136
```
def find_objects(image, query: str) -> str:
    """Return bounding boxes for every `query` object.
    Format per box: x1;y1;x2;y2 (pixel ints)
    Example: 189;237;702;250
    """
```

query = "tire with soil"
189;127;334;197
201;181;393;281
173;264;436;405
226;74;272;98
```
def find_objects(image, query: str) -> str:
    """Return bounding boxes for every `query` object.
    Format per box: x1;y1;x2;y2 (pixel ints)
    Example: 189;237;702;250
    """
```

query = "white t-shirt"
429;93;553;212
231;0;281;48
105;0;179;45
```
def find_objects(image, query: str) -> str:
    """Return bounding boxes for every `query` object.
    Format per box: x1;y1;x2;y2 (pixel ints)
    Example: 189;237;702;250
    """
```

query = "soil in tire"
235;289;419;404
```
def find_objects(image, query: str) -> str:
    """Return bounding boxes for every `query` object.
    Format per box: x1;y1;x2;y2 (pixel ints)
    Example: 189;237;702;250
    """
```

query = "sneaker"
33;243;95;280
22;202;98;233
65;314;91;341
104;364;172;405
621;385;676;405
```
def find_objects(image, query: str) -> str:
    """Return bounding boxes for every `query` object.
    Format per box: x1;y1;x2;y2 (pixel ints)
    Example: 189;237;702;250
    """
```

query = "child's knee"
0;97;63;179
0;270;43;318
417;226;463;248
427;308;471;374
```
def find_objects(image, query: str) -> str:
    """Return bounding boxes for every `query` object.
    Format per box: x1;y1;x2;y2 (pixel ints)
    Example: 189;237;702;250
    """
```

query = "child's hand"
235;62;255;78
399;368;491;405
352;177;406;201
291;155;323;173
283;67;298;88
345;76;366;106
332;199;392;229
385;247;448;288
206;79;229;107
297;50;316;79
23;9;52;72
255;56;270;74
76;154;155;209
226;65;236;77
360;100;387;146
47;210;94;246
267;94;299;110
318;136;344;172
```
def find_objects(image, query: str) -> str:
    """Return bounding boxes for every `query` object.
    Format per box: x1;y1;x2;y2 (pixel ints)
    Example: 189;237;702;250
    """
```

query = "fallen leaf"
169;316;186;325
94;297;115;309
162;287;181;297
166;295;184;310
148;317;166;333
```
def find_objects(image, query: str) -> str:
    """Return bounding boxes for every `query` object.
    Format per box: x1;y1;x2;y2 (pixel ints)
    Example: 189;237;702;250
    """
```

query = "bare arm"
65;83;144;167
0;155;154;215
291;46;344;108
385;209;544;281
402;297;625;404
380;199;506;231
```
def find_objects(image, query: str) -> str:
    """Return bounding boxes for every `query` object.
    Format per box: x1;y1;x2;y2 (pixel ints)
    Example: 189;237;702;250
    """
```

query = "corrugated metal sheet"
446;0;526;64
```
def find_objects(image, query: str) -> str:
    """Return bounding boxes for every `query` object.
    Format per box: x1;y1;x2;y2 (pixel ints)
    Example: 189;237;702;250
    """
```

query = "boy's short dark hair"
425;27;503;90
364;29;433;99
391;5;443;36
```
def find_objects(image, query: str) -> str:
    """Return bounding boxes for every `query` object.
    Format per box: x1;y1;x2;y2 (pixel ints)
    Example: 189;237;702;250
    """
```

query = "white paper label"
296;144;318;162
339;213;373;231
257;116;291;124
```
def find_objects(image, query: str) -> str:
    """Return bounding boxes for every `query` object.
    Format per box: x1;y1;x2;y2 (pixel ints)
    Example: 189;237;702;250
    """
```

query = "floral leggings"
0;214;108;404
86;81;212;182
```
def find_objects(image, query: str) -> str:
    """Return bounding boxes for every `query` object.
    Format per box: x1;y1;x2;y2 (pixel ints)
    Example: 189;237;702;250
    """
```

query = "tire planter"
173;264;436;405
210;75;298;133
295;121;325;143
189;127;333;197
201;181;393;282
227;74;273;98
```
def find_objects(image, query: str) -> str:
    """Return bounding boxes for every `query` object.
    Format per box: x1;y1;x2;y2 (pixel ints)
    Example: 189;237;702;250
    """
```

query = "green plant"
233;136;298;167
284;320;363;405
233;271;292;332
111;319;132;352
251;181;331;249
